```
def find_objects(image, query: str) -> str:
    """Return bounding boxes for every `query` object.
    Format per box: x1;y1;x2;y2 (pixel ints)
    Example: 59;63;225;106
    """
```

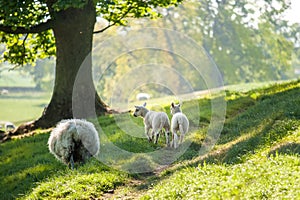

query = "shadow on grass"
3;81;300;198
151;85;300;181
0;133;65;200
268;142;300;157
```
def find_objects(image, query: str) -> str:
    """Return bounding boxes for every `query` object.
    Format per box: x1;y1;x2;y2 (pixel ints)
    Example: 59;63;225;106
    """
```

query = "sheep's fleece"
48;119;100;165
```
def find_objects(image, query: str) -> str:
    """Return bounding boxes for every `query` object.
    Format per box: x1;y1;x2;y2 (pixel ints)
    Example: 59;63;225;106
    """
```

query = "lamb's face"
171;103;182;115
133;106;144;117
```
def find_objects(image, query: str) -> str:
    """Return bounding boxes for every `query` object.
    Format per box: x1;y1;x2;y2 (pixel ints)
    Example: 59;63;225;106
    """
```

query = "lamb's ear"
171;102;175;108
143;102;147;107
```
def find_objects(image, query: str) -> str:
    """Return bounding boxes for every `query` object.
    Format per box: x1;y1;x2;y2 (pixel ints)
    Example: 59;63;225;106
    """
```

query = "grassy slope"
0;80;300;199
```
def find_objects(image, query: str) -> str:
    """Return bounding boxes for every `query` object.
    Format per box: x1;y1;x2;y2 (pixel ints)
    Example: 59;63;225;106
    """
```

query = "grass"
0;92;50;126
0;80;300;199
141;155;300;199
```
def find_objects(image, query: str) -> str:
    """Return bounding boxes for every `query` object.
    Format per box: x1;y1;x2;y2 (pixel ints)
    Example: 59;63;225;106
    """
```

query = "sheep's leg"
172;131;179;149
171;128;176;148
179;124;185;145
70;154;75;170
179;134;185;144
145;126;152;142
165;131;170;147
151;131;156;142
154;130;160;144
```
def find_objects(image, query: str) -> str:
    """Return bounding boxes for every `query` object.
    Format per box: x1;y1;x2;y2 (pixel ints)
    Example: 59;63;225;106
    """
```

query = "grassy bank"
0;80;300;199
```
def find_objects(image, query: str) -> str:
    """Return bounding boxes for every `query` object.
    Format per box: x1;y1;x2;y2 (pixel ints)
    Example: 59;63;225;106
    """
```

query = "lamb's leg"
179;124;185;145
171;128;175;148
180;133;184;144
151;130;155;142
172;130;179;149
179;134;185;144
145;126;152;142
165;131;170;147
154;130;160;144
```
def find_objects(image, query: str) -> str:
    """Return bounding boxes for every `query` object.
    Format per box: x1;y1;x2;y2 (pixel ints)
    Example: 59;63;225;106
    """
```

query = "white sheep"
0;89;9;95
5;122;15;132
133;102;171;146
170;102;189;149
48;119;100;169
136;93;150;101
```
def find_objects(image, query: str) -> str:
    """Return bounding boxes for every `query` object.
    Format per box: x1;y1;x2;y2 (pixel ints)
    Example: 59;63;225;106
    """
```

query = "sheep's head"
171;102;182;115
133;102;148;117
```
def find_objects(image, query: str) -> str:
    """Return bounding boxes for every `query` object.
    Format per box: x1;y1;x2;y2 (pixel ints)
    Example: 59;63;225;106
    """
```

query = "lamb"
170;102;189;149
48;119;100;169
133;102;171;146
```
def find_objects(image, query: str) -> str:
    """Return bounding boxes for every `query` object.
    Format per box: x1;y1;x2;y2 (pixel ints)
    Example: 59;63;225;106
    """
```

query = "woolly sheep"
136;93;150;101
133;102;171;146
48;119;100;169
0;89;9;95
170;102;189;149
5;122;15;132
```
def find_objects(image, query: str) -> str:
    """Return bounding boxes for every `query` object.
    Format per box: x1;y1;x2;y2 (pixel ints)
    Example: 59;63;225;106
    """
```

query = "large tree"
0;0;182;133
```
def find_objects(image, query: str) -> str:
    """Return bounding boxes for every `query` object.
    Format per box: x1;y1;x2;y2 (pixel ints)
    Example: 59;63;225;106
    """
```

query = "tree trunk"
14;1;110;134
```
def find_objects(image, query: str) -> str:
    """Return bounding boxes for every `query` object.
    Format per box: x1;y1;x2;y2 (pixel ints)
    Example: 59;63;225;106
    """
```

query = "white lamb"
170;102;189;149
133;102;171;147
48;119;100;169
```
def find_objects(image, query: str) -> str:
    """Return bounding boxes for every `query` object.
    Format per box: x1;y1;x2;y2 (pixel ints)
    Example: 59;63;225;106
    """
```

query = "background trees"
95;0;299;101
0;0;183;132
0;0;299;131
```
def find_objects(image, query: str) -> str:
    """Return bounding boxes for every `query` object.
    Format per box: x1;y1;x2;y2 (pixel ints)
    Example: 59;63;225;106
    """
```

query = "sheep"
48;119;100;169
5;122;15;132
170;102;189;149
0;89;9;95
136;93;150;101
133;102;171;147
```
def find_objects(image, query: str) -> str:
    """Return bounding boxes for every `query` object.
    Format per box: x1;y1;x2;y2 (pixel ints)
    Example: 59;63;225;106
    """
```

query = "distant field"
0;69;51;126
0;92;51;126
0;80;291;126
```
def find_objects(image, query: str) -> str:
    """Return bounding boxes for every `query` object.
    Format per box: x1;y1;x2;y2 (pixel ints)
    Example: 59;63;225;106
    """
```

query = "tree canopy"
0;0;184;132
0;0;182;65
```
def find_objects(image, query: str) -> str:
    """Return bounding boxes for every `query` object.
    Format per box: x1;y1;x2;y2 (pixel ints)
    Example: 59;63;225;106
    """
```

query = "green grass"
0;80;300;199
0;92;50;125
0;132;128;200
142;155;300;199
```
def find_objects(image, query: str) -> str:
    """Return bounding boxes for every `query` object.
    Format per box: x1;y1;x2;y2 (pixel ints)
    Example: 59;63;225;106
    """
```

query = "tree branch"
93;7;133;34
0;20;54;34
93;22;116;34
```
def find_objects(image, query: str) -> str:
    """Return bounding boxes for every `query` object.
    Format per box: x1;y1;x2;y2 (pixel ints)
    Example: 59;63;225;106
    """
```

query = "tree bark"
13;1;110;134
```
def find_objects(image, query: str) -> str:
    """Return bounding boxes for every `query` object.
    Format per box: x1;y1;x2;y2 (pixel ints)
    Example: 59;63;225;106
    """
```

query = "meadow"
0;92;51;126
0;80;300;199
0;70;51;127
